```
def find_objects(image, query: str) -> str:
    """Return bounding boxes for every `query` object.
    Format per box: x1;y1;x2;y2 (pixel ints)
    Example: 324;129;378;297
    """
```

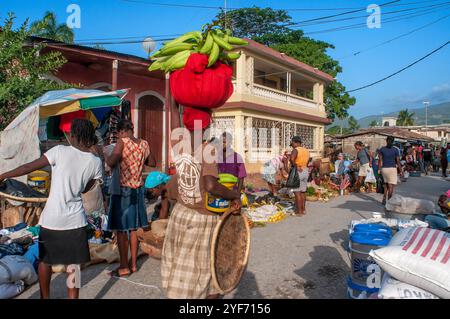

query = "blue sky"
2;0;449;119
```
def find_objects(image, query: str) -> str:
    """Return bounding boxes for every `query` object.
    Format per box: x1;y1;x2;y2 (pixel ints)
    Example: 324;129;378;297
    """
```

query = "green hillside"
328;101;450;129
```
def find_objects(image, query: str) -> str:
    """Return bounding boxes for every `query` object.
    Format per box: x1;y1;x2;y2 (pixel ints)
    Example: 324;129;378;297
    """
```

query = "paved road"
17;174;449;299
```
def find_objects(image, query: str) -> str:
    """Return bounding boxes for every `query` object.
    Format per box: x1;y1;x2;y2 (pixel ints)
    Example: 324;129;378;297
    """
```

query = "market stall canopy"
0;88;129;180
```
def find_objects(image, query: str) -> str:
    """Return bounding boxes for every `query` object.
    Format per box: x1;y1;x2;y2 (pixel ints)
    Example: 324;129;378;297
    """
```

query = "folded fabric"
0;243;25;259
23;242;39;272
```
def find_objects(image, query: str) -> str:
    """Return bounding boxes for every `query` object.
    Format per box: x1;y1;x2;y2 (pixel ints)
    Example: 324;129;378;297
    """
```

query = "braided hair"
70;118;97;148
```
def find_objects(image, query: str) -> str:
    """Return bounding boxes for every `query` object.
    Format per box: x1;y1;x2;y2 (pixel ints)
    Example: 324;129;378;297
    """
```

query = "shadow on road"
329;229;350;253
233;271;264;299
27;255;151;299
294;245;349;299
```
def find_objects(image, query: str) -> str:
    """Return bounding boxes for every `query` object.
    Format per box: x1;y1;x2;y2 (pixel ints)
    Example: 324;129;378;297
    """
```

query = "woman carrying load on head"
161;107;241;299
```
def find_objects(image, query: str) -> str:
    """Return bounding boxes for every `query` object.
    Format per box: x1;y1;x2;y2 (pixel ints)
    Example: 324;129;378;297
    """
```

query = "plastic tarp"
0;88;128;180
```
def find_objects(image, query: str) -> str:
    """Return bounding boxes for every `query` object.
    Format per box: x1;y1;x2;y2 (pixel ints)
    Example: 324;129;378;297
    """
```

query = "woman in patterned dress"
105;120;153;277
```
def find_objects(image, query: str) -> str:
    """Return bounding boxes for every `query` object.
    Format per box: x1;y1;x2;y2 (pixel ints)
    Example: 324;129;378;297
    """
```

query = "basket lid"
211;211;250;294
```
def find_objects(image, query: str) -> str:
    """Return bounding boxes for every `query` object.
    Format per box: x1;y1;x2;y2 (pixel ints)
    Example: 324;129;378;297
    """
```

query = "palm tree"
396;109;415;126
30;11;74;43
369;120;378;127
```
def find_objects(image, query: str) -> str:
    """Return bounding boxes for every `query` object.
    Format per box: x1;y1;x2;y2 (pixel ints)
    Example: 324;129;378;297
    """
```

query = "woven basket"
210;209;251;295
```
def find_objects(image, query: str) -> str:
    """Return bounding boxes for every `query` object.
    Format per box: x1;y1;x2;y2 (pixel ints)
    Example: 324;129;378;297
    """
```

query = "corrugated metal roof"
337;127;434;142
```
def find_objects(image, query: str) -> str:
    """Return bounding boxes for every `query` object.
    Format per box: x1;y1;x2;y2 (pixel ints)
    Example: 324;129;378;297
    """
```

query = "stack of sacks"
370;227;449;299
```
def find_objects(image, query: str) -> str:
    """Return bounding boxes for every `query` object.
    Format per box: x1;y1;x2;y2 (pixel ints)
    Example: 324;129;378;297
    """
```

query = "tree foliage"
326;125;351;136
0;13;69;130
369;120;378;127
396;109;415;126
30;11;74;43
216;7;355;120
348;116;360;132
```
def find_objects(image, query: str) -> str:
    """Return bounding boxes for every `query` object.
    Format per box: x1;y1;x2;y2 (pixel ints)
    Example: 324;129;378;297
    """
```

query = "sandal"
108;268;131;278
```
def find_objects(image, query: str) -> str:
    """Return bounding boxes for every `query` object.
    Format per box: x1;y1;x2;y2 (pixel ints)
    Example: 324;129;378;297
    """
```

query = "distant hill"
329;101;450;129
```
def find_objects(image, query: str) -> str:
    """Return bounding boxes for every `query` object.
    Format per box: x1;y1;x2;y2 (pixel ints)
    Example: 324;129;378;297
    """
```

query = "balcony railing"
251;83;318;109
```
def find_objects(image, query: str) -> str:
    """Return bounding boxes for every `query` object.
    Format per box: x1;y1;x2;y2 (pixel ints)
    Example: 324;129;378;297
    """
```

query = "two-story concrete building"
212;39;334;173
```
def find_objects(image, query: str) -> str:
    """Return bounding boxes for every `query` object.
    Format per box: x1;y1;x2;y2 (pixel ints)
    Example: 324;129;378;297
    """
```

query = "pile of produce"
267;211;286;223
149;24;248;73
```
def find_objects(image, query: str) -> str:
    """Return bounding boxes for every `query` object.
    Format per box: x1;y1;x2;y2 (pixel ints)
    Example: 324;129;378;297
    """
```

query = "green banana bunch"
219;51;241;62
148;27;248;73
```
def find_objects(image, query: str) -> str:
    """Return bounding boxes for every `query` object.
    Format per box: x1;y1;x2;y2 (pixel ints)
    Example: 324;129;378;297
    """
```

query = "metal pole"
423;101;429;128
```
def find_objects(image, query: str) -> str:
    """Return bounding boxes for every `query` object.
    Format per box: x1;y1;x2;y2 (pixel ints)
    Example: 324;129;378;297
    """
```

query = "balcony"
251;84;318;109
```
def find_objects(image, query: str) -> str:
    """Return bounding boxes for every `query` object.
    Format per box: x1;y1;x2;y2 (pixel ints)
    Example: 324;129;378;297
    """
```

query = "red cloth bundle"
182;107;212;131
170;53;234;110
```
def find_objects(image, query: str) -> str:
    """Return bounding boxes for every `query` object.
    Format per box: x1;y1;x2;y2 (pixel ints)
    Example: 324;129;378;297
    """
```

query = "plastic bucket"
353;224;392;237
349;232;390;287
205;180;237;213
27;170;50;194
347;277;379;299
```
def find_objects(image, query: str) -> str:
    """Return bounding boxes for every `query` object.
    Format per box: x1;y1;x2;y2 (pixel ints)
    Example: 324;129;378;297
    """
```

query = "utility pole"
423;101;430;127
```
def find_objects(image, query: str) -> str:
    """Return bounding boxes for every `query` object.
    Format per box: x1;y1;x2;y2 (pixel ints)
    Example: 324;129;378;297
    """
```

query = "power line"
118;0;445;11
300;5;450;35
350;12;450;56
243;12;450;80
346;40;450;93
289;1;450;27
285;0;400;26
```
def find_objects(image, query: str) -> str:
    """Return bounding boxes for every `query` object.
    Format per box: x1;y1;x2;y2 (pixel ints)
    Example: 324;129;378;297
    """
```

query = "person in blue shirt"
145;171;172;220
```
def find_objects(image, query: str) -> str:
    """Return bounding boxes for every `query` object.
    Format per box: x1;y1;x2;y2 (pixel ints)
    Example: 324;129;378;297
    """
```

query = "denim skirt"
107;186;148;231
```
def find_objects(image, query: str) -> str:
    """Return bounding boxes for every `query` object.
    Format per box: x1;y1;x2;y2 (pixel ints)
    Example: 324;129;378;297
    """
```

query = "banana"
162;31;200;47
149;60;164;72
207;42;220;67
159;43;195;56
199;32;214;54
220;52;241;61
227;36;249;46
164;50;192;72
168;52;192;72
211;31;233;51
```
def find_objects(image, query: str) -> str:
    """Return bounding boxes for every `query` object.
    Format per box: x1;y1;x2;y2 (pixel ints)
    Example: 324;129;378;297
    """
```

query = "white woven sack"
378;273;439;299
370;227;450;299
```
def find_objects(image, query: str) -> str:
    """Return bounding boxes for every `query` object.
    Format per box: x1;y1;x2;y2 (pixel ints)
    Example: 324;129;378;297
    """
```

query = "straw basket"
0;191;47;227
210;208;251;295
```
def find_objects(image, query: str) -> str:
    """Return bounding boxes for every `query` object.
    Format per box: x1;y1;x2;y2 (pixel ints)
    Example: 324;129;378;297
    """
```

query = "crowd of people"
0;113;449;299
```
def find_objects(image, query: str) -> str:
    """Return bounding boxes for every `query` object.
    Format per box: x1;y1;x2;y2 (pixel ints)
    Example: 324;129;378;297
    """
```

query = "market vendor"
161;107;241;299
145;171;172;220
289;136;310;216
217;132;247;193
0;119;103;299
424;193;450;230
261;151;289;196
352;141;373;192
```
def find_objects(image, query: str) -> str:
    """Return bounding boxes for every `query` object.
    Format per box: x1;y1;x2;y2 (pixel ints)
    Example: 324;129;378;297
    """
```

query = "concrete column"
112;60;118;90
236;51;247;93
234;114;245;157
246;56;254;92
287;72;291;94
